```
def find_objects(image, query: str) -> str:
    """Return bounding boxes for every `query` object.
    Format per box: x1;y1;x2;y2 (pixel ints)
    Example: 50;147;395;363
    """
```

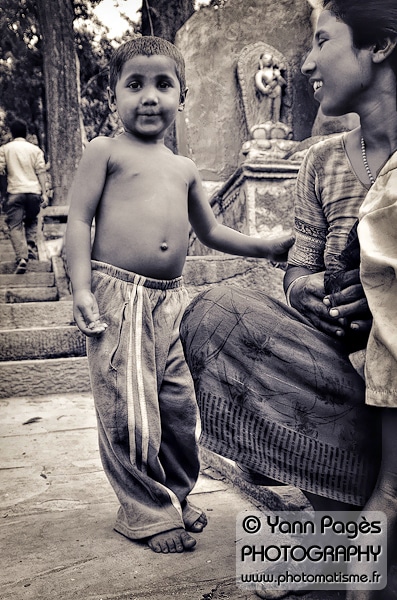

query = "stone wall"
175;0;317;181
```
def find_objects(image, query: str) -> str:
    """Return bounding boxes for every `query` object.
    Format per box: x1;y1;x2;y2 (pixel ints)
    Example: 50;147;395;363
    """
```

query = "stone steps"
1;286;59;303
0;271;55;287
0;325;86;361
0;216;61;303
0;230;69;302
0;356;90;398
0;251;21;263
0;268;59;302
0;298;89;397
0;212;86;396
0;300;74;329
0;210;80;397
0;260;51;274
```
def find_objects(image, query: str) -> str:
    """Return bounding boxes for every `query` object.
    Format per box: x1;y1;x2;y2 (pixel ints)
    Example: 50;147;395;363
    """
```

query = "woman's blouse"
288;133;369;273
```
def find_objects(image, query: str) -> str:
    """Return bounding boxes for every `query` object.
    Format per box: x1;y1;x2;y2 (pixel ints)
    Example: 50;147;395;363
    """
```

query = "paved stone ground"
1;393;257;600
1;393;394;600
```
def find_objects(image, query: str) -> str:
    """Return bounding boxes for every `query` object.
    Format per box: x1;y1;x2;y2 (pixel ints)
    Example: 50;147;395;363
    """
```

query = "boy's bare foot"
181;500;208;533
147;528;196;553
186;512;208;533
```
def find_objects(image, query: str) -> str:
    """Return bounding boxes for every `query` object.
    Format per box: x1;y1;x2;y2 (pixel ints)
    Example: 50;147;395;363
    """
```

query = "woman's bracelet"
285;275;309;307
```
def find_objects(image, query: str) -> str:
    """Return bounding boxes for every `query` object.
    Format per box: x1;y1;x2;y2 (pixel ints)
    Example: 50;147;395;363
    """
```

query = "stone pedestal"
189;156;300;256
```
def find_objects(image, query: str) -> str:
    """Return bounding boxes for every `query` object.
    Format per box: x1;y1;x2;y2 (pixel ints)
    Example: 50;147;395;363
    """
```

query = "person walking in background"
0;119;48;273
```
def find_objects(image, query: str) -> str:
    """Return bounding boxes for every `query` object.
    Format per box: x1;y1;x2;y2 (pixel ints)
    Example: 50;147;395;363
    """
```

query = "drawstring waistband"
91;260;183;290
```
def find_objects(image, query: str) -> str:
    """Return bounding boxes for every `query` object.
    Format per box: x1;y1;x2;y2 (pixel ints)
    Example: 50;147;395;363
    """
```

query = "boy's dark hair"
109;35;186;95
10;120;27;139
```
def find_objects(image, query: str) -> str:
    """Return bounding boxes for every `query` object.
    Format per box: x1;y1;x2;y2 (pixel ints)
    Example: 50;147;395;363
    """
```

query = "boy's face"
108;54;186;141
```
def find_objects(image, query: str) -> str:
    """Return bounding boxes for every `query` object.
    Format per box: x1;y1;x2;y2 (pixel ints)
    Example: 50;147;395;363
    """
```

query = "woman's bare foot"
147;528;196;553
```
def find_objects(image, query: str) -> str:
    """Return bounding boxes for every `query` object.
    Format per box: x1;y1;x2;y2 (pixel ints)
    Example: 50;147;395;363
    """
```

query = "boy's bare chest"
109;151;188;188
99;156;189;221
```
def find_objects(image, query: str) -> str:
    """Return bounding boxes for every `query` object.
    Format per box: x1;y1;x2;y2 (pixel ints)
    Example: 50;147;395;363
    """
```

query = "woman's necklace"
360;136;376;186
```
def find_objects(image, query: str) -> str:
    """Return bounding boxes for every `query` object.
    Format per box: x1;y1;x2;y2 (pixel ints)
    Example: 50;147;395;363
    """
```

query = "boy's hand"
259;231;295;262
73;289;108;337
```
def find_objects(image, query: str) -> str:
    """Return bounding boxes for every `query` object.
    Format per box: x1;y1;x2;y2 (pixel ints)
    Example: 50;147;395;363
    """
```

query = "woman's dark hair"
324;0;397;76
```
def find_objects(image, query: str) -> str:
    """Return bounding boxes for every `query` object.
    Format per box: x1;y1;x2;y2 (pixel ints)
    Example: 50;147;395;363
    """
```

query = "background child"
65;36;293;554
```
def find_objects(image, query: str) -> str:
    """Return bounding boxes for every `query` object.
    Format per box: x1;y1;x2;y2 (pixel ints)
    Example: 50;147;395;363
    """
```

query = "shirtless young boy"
65;36;293;554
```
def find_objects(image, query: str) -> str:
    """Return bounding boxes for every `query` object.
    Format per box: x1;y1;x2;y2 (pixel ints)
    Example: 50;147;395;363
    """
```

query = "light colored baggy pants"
87;260;201;540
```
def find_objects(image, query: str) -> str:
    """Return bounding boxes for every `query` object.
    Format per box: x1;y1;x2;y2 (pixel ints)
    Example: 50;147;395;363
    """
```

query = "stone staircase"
0;210;285;399
0;211;91;398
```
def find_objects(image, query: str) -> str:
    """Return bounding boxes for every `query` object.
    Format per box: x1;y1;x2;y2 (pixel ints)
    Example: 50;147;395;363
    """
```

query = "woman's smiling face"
301;10;372;117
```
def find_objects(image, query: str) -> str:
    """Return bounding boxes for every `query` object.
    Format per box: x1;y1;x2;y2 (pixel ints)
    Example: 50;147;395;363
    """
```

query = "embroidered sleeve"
288;146;327;272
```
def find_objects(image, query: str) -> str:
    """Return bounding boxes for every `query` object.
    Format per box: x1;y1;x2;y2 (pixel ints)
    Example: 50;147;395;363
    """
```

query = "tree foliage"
0;0;138;151
0;0;45;146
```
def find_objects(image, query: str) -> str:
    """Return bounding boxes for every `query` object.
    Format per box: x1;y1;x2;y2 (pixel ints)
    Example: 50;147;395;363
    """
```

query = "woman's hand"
324;268;372;339
289;267;372;343
288;271;345;336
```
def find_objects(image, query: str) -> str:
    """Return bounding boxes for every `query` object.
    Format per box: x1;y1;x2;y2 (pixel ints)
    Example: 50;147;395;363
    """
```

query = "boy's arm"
187;161;294;262
65;138;109;337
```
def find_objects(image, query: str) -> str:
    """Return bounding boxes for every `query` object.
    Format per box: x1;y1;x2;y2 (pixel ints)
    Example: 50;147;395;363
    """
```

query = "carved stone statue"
237;42;293;139
236;42;298;161
254;52;287;124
